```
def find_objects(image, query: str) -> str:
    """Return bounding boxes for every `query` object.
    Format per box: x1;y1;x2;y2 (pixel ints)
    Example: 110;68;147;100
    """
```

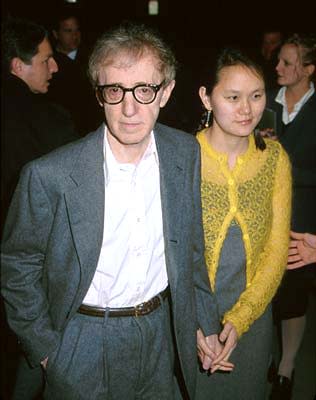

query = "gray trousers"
44;297;177;400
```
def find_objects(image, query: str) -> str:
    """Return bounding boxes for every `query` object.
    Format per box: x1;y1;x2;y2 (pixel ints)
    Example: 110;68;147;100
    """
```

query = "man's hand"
287;231;316;269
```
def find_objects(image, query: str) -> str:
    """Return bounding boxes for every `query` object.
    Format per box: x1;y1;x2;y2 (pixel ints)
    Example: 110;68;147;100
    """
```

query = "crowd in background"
1;2;316;400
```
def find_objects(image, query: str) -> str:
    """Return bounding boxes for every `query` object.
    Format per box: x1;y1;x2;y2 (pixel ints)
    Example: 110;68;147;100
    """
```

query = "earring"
205;110;212;128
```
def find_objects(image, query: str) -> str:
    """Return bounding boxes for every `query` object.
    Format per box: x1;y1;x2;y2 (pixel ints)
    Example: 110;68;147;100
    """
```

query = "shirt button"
228;179;234;186
230;206;237;213
246;282;251;288
237;158;243;165
243;234;249;240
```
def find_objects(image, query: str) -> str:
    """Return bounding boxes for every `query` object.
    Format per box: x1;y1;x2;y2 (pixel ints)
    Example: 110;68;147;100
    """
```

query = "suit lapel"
65;124;186;297
154;125;185;286
65;126;105;297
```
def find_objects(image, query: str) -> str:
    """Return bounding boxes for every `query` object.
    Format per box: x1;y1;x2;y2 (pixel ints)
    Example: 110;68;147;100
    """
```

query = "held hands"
287;231;316;269
197;321;237;374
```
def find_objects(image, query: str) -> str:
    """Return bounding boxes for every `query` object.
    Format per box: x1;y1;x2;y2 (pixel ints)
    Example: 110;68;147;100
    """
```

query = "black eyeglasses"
96;81;165;105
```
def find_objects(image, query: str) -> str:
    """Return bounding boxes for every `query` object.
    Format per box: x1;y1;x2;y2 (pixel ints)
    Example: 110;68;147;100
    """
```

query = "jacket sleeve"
1;163;61;367
223;148;292;337
193;145;221;336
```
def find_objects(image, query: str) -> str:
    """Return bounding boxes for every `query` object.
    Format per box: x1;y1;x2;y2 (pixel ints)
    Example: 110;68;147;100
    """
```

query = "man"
52;11;82;60
1;17;79;399
258;29;283;89
261;30;283;62
47;10;102;135
2;23;234;399
1;17;79;233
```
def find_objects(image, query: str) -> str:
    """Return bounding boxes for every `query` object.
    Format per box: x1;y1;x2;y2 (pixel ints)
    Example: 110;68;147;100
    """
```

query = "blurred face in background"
14;37;58;93
276;43;311;88
53;17;81;54
262;31;282;60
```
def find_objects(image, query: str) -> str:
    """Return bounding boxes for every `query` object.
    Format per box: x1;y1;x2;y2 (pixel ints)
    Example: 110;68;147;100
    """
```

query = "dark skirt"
195;224;273;400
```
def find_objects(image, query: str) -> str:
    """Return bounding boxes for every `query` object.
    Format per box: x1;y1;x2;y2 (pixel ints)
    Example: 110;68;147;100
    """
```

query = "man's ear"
159;79;176;108
10;57;25;77
95;90;104;108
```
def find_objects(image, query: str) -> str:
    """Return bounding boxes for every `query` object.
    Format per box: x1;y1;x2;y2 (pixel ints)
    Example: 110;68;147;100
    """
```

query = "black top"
47;48;103;136
1;74;80;232
266;89;316;231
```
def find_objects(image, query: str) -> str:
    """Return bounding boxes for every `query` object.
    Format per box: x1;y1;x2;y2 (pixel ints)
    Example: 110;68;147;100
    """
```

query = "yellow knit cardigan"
197;130;292;337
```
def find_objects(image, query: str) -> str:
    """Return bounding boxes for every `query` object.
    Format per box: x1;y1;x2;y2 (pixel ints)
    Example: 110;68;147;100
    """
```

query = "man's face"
19;37;58;93
97;51;175;155
54;17;81;54
262;32;282;60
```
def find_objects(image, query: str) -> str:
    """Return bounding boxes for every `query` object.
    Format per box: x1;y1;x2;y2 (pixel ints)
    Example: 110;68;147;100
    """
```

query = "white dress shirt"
275;82;315;125
83;127;168;307
67;49;78;60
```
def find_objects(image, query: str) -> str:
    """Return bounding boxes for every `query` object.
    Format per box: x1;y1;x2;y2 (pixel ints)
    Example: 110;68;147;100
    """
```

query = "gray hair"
88;22;177;86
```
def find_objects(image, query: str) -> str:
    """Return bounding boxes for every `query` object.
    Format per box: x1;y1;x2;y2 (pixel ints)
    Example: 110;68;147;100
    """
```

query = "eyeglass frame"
95;80;166;105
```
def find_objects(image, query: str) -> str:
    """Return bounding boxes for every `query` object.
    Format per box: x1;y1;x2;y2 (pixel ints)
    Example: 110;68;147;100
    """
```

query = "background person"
194;48;292;400
265;33;316;400
254;29;283;90
47;8;102;135
1;16;80;399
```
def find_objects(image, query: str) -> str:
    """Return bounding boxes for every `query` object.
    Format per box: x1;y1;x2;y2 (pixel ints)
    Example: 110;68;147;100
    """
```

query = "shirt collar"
103;126;158;185
67;49;78;60
275;82;315;110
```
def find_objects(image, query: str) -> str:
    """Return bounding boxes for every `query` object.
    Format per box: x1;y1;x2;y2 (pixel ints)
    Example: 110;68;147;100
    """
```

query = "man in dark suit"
1;17;80;399
1;17;79;235
47;10;102;136
1;22;235;399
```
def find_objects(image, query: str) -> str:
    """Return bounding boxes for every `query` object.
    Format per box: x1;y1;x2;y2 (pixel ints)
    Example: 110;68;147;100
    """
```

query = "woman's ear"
305;63;315;80
199;86;212;110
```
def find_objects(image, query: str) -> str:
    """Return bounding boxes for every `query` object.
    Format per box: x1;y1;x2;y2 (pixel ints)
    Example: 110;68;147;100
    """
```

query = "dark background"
2;0;316;131
2;0;316;47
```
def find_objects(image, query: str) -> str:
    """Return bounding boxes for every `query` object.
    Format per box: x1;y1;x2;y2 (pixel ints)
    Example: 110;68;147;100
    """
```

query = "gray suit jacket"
1;123;220;398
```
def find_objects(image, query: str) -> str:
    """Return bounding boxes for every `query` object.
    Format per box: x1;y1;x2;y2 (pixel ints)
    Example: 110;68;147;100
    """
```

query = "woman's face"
276;44;308;87
200;65;266;139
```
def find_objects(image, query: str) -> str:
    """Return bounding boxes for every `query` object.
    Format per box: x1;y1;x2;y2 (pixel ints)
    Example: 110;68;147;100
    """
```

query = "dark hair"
285;33;316;82
197;47;266;150
52;7;80;32
88;21;177;86
2;17;47;74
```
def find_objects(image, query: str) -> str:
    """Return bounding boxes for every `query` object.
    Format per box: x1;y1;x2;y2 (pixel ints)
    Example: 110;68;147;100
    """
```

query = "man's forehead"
98;52;161;81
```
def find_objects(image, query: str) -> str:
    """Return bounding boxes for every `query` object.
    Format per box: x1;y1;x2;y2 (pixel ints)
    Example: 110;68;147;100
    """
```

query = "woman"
195;48;292;400
266;34;316;400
